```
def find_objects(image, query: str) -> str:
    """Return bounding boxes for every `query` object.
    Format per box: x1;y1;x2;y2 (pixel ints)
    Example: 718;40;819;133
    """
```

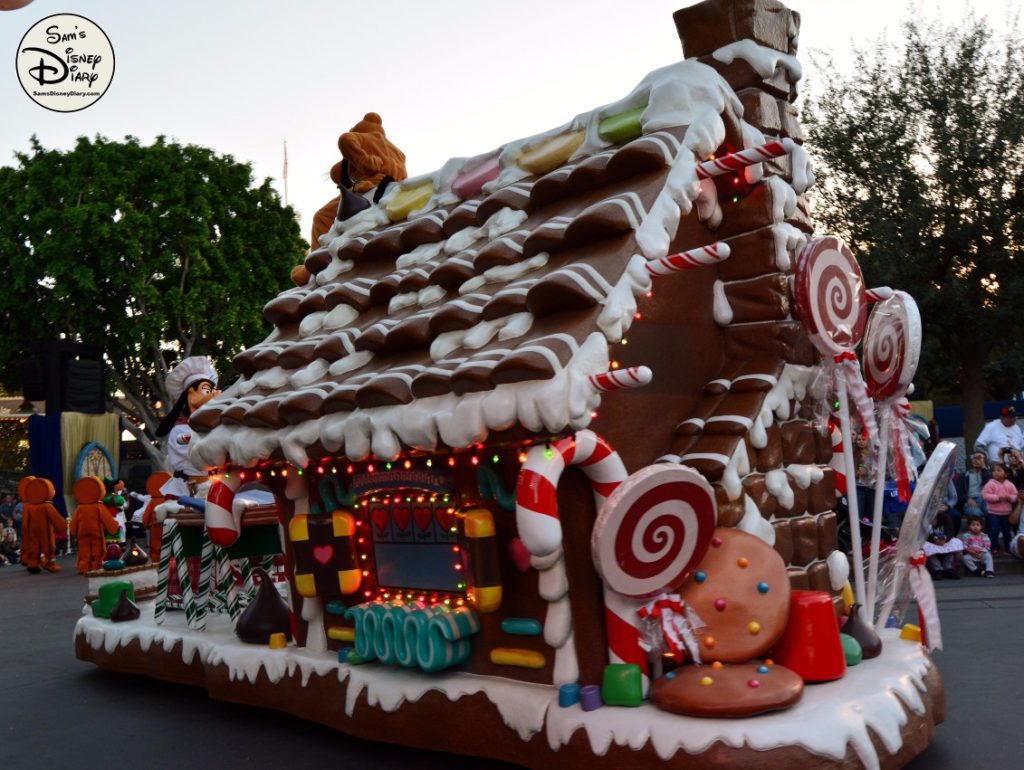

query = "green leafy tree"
803;14;1024;445
0;135;306;467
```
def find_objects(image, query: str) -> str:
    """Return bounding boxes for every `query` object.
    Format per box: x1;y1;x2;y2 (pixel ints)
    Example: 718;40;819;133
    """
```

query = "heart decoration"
313;544;334;565
392;506;410;533
435;507;456;533
413;506;433;533
509;537;532;573
371;507;388;533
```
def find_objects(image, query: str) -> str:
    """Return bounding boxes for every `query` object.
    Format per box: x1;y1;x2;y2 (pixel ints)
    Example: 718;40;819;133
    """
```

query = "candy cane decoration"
587;366;653;393
205;472;245;547
696;139;794;179
828;421;846;496
517;431;642;684
645;242;730;276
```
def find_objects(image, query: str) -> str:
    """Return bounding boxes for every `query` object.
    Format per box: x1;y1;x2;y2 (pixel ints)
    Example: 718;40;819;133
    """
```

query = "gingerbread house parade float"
75;2;952;767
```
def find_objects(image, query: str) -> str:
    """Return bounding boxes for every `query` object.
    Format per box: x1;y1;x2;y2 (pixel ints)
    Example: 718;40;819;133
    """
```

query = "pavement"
2;553;1022;769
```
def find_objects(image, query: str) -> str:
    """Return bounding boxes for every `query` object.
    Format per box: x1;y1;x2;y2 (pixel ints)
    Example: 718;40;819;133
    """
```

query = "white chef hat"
165;356;218;402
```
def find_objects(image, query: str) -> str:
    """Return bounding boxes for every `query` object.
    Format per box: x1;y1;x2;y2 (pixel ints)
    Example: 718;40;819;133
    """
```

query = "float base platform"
75;607;944;770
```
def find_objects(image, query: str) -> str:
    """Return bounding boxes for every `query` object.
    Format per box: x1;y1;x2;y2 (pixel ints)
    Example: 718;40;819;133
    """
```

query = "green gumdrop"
601;663;643;707
598;106;646;144
840;633;863;666
92;580;135;618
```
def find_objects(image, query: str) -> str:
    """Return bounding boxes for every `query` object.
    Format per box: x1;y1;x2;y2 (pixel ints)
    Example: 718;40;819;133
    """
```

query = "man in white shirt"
974;406;1024;465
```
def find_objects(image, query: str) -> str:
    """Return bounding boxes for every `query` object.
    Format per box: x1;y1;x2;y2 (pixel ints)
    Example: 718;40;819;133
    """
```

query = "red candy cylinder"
770;590;846;683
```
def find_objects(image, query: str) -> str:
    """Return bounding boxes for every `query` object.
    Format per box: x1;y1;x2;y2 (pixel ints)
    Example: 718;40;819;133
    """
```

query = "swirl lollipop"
874;441;957;649
862;291;922;620
793;236;875;610
792;236;868;355
863;291;922;403
591;464;717;600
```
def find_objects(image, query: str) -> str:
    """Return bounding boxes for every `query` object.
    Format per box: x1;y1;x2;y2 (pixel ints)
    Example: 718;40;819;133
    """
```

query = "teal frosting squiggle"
344;602;481;673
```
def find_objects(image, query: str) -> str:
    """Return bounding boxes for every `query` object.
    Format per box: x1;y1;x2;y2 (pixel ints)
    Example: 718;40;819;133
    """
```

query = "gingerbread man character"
140;471;172;559
20;476;67;574
69;476;119;573
155;357;220;499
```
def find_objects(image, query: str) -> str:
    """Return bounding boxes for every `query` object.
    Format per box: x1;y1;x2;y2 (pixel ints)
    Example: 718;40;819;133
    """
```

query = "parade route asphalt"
1;553;1021;769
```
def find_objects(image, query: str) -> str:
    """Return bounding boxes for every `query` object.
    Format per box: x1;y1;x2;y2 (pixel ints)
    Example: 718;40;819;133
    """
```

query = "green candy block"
598;106;645;144
601;663;643;707
840;633;863;666
91;580;135;619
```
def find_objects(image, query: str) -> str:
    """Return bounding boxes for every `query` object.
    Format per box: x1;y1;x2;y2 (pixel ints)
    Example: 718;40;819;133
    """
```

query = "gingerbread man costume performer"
140;471;172;561
309;112;408;249
69;476;119;573
156;357;220;499
20;476;66;573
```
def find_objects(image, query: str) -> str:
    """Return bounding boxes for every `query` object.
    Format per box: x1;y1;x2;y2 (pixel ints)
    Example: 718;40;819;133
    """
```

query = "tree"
0;135;307;468
803;14;1024;446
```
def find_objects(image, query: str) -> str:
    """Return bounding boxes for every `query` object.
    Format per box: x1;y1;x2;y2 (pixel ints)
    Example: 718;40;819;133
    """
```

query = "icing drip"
323;303;359;330
328;350;374;377
827;550;851;591
771;222;806;272
695;179;722;227
598;254;651;342
764;468;795;510
711;40;803;83
396;241;444;269
290;360;329;389
299;310;326;337
737;494;775;546
785;463;825;490
315;257;355;286
712;280;733;326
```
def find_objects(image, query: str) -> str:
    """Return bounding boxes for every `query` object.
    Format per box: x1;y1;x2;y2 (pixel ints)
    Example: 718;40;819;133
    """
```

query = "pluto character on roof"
308;112;408;249
156;357;220;498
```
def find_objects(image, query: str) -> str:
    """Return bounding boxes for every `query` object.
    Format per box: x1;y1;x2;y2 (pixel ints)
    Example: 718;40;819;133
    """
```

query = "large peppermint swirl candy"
863;290;922;402
793;236;867;355
591;464;717;600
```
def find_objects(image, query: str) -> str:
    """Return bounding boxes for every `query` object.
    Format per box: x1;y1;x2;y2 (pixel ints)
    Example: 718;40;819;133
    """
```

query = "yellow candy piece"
327;626;356;642
490;647;546;669
517;131;584;174
899;624;922;642
747;621;761;635
385;181;434;222
472;585;503;614
841;582;855;614
699;676;714;686
268;632;288;650
294;572;317;598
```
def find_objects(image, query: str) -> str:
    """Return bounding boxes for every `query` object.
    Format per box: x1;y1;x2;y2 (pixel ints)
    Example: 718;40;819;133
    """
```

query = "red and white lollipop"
862;290;922;620
591;464;717;600
792;236;867;355
863;290;922;404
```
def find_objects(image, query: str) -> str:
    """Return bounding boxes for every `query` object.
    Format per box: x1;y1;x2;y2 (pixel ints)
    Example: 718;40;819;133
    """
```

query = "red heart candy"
392;506;410;532
509;537;532;573
413;506;432;532
371;507;388;533
313;544;334;565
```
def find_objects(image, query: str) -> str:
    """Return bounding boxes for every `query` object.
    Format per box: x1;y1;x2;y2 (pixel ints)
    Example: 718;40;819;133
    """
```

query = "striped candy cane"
696;139;794;180
194;534;214;627
587;366;653;393
206;473;244;547
154;518;177;625
515;430;647;683
645;241;731;276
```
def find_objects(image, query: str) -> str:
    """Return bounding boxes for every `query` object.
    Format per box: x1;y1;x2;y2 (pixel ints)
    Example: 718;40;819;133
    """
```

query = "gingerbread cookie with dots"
678;527;791;664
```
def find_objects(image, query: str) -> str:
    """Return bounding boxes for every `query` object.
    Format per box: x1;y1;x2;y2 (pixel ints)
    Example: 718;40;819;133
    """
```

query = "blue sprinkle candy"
757;665;769;674
666;671;676;680
695;571;706;584
757;582;769;594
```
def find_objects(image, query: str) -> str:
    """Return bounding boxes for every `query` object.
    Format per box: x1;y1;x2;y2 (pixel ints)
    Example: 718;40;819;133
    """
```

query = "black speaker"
19;357;45;401
65;358;105;413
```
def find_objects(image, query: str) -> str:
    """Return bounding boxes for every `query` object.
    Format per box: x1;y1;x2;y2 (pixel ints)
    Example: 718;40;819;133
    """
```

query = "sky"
0;0;1018;243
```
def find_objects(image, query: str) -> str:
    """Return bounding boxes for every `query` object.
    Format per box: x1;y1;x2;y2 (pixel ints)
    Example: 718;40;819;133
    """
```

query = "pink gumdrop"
452;154;500;199
714;598;727;611
711;536;723;548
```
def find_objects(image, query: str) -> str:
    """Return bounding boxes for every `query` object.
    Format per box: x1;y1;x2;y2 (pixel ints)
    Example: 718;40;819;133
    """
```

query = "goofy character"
156;356;220;499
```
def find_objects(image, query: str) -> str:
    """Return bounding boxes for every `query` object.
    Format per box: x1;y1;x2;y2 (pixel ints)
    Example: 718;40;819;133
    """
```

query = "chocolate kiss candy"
841;603;882;659
110;589;141;623
122;538;149;566
235;568;293;645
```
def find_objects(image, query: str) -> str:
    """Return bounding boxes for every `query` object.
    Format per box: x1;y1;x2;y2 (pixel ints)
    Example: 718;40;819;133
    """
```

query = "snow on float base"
76;605;940;770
